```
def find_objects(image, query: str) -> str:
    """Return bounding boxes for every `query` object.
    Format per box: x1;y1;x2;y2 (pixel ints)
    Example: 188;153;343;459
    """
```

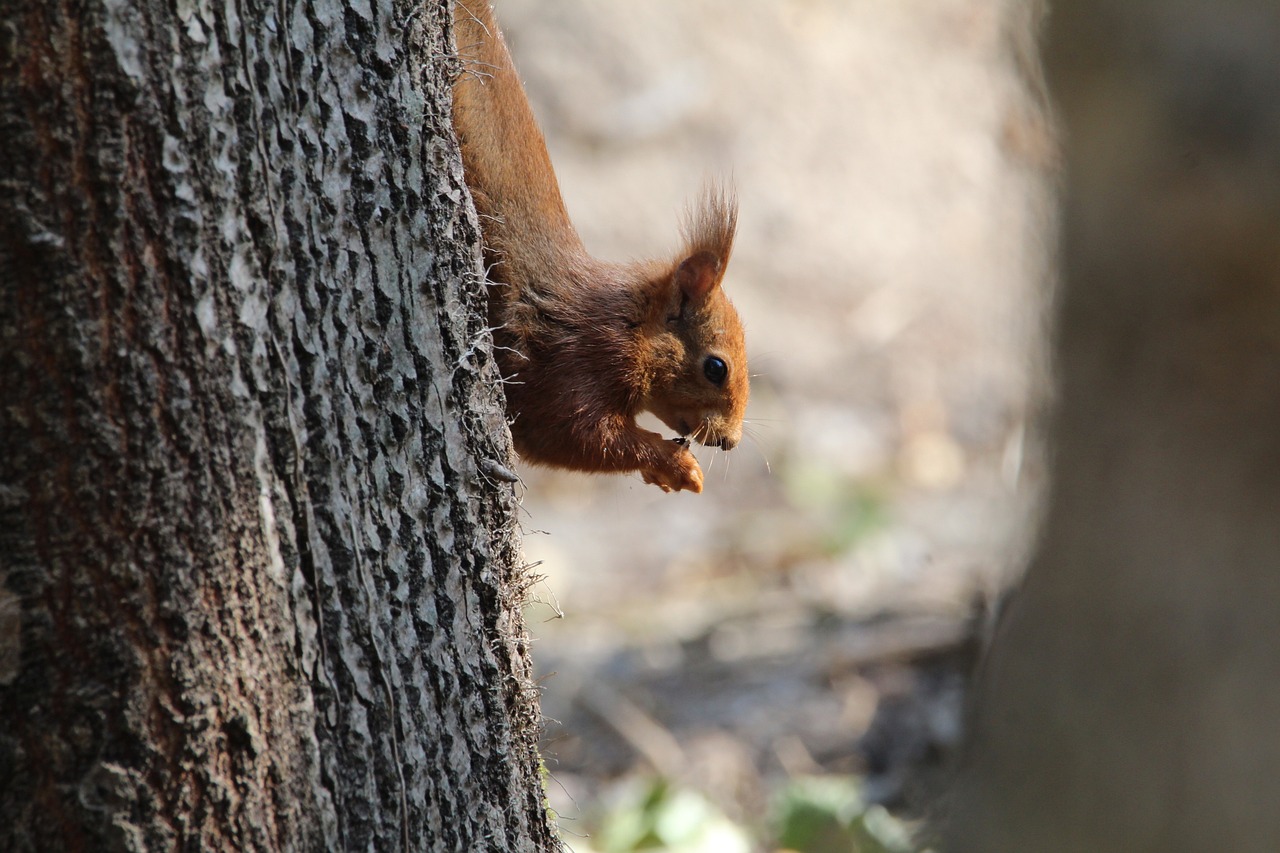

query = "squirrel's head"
644;188;748;451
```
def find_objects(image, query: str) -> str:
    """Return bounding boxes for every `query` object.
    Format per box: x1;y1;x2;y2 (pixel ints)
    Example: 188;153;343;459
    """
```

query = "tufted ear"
674;251;723;302
676;184;737;303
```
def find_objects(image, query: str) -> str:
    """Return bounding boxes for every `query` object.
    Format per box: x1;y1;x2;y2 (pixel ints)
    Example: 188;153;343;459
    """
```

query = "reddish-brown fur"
451;1;748;493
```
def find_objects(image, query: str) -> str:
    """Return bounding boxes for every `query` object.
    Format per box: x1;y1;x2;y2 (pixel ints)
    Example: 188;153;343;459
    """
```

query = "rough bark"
948;2;1280;850
0;0;555;850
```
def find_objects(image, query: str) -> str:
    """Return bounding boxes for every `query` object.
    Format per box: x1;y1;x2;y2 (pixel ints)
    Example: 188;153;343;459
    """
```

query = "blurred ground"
488;0;1050;843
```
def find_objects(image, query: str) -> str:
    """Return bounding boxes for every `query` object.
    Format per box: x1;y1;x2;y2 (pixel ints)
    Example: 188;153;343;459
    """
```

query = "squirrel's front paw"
642;448;704;493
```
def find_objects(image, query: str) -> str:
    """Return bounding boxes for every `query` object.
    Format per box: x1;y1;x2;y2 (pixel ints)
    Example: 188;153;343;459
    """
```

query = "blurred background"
490;1;1052;849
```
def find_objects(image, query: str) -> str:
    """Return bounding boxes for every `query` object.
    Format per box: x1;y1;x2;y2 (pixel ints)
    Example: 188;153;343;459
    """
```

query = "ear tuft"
676;183;738;302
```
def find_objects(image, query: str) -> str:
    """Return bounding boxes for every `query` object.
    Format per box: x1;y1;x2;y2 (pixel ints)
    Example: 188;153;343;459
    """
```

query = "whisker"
742;422;768;445
744;432;773;475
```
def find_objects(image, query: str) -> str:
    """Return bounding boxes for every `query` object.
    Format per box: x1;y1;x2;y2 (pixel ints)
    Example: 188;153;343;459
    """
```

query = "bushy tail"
451;2;583;267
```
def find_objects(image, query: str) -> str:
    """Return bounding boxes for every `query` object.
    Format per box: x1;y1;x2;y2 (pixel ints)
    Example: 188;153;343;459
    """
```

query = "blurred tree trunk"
0;0;554;850
950;1;1280;851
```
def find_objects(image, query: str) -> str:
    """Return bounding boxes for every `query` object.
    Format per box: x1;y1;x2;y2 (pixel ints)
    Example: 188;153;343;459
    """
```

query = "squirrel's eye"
703;356;728;386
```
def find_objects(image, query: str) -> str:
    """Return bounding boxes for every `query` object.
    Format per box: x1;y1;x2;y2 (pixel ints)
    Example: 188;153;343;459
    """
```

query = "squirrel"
450;1;749;493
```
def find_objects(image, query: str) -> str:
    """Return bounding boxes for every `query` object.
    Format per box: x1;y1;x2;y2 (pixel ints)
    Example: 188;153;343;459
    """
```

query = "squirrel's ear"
676;184;737;303
674;251;724;303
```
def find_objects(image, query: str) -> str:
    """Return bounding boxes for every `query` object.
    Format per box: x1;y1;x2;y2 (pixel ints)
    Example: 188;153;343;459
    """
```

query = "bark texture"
948;1;1280;850
0;0;554;849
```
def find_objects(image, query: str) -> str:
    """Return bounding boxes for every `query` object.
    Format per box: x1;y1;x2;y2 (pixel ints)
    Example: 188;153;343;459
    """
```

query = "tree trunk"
0;0;554;850
949;2;1280;850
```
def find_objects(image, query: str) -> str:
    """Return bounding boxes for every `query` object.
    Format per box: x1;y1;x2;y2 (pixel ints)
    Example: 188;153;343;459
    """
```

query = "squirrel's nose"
718;435;737;451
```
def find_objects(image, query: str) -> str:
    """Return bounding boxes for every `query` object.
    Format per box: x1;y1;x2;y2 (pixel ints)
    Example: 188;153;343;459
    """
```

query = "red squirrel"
450;2;748;493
